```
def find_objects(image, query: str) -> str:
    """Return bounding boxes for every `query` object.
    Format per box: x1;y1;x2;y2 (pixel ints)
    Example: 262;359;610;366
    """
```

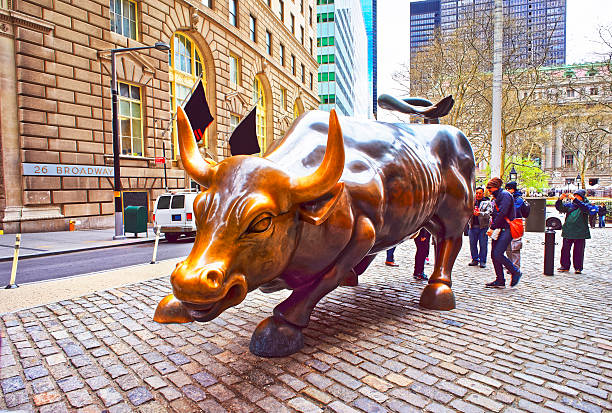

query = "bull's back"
267;111;471;247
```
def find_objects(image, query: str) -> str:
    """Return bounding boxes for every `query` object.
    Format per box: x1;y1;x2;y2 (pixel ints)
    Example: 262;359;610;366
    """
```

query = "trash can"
525;197;546;232
124;206;148;237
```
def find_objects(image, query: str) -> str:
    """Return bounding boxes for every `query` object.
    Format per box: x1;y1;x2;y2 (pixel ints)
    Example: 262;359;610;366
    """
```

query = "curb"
0;237;158;263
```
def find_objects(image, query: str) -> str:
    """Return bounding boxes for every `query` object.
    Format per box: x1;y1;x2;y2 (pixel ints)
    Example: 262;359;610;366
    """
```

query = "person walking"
385;247;399;266
485;177;522;288
598;202;607;228
413;228;431;280
468;187;492;268
556;189;597;274
504;181;530;270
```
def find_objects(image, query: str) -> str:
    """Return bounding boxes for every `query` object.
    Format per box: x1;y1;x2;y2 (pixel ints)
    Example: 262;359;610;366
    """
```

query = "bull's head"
168;106;345;322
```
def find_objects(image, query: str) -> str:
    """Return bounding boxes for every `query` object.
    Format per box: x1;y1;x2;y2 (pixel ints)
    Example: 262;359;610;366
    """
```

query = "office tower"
410;0;441;67
360;0;377;118
317;0;370;117
440;0;566;66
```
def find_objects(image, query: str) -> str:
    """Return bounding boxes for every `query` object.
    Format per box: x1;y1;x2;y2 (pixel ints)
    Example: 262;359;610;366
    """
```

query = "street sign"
155;157;165;164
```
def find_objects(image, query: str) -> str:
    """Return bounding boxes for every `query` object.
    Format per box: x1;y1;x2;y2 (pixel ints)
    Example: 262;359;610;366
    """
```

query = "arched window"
253;77;266;155
169;32;207;157
293;102;300;120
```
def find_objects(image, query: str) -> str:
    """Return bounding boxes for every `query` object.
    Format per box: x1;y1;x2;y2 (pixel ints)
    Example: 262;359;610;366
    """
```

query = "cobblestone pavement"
1;229;611;412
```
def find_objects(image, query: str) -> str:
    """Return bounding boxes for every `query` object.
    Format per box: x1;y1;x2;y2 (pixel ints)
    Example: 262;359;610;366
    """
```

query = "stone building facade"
0;0;319;233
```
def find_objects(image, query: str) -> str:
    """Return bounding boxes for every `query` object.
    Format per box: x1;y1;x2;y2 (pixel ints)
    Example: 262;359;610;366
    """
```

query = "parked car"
153;191;198;242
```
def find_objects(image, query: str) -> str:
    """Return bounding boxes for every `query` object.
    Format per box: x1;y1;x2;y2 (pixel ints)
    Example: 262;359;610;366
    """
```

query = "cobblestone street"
1;229;611;413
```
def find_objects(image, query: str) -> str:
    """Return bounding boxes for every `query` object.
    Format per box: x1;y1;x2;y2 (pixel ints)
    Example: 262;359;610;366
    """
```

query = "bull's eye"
248;216;272;233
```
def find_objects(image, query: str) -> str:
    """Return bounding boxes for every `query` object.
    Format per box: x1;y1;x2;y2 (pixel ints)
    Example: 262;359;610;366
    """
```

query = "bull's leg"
419;218;461;310
341;253;377;286
250;216;376;357
154;294;194;324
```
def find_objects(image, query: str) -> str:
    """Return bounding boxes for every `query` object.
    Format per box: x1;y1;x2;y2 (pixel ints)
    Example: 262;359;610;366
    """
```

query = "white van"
153;191;199;242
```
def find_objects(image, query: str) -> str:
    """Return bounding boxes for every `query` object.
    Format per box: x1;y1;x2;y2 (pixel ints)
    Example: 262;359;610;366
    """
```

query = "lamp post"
509;166;518;183
110;42;170;239
576;174;581;190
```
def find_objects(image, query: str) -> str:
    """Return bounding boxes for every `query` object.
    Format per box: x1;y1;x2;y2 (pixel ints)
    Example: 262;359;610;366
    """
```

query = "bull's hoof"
419;282;456;311
340;270;359;287
153;294;194;323
249;316;304;357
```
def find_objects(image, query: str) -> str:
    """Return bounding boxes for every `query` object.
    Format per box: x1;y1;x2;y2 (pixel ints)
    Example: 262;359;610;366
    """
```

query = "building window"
300;0;304;14
290;13;295;34
300;26;304;44
564;153;574;167
229;54;240;88
253;78;266;155
110;0;137;40
229;0;237;27
319;94;336;104
230;114;241;131
309;6;313;25
0;0;11;9
310;37;313;55
566;88;574;97
280;87;287;110
309;72;313;90
301;63;305;83
118;82;143;156
280;43;285;66
202;0;212;7
279;0;284;21
590;88;598;95
291;54;296;75
169;32;207;155
266;31;272;55
293;102;300;120
249;15;256;42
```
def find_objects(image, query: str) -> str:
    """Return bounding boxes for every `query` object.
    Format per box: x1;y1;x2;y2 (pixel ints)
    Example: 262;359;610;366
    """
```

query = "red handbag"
505;217;524;239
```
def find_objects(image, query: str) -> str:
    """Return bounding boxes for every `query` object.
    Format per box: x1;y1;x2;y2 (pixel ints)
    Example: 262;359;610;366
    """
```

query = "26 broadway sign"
23;163;114;177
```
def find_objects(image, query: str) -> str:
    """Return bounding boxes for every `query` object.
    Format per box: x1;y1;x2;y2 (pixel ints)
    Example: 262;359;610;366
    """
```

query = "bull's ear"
298;182;345;225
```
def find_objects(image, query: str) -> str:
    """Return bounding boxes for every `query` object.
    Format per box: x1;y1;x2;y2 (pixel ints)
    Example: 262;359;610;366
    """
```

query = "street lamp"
576;174;581;190
509;166;518;183
110;42;170;239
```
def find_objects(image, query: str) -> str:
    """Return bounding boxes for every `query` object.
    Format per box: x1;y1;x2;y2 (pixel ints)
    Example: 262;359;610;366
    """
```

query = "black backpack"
520;199;530;218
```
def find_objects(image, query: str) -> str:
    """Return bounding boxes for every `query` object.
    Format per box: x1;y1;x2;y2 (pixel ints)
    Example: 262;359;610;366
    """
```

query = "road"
0;238;194;285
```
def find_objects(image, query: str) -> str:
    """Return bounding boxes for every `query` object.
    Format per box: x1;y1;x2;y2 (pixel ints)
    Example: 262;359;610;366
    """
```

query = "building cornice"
0;9;54;34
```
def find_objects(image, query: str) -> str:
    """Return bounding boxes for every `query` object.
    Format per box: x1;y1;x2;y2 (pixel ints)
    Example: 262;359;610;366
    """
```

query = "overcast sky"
377;0;612;102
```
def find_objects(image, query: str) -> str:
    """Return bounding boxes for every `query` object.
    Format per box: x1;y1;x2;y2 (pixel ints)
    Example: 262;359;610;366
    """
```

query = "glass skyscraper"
317;0;370;118
360;0;377;118
410;0;566;67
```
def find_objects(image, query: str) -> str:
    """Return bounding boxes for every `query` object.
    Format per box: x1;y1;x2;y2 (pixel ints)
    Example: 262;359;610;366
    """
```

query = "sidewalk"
1;230;611;412
0;227;157;262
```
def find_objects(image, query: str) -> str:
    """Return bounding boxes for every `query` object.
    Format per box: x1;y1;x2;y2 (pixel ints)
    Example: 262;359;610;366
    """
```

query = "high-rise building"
410;1;441;66
440;0;566;66
360;0;377;118
317;0;370;118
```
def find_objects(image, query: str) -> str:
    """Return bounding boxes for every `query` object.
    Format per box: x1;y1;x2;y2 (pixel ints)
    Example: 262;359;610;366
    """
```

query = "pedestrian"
598;202;607;228
556;189;597;274
413;228;431;280
485;177;522;288
504;181;530;270
385;247;399;266
467;186;492;268
589;208;597;228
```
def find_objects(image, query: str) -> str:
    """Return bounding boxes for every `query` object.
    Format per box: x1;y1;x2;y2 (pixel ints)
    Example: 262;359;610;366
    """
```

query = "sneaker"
557;267;570;272
413;273;428;280
479;263;487;269
385;261;399;267
468;260;479;266
485;280;505;288
575;269;582;274
510;271;522;287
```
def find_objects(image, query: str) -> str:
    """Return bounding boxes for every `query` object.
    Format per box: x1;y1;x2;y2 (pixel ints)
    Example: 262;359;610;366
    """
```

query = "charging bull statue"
154;95;475;357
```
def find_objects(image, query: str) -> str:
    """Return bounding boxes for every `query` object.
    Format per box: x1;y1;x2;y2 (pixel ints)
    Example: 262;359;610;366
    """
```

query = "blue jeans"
491;229;519;282
386;247;396;262
468;227;488;264
599;216;606;227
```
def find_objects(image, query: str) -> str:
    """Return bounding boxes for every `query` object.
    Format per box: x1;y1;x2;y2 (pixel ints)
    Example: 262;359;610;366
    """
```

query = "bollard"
543;228;555;276
5;234;21;289
150;227;161;264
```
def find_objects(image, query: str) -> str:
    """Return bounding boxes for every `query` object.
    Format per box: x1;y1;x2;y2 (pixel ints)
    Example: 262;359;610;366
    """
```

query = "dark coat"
490;188;515;230
555;197;593;240
598;205;608;217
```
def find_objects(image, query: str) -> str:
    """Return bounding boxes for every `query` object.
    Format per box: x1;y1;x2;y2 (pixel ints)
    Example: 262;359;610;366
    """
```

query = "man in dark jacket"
468;187;492;268
504;181;530;270
485;177;522;288
598;203;607;228
556;189;596;274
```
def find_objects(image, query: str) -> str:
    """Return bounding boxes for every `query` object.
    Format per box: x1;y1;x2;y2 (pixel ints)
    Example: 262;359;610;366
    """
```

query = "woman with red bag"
485;177;522;288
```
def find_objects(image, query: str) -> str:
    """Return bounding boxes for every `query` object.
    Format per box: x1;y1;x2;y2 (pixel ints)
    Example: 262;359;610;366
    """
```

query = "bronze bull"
154;98;475;357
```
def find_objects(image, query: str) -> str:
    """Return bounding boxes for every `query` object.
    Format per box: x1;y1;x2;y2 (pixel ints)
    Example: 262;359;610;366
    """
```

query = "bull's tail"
377;95;454;124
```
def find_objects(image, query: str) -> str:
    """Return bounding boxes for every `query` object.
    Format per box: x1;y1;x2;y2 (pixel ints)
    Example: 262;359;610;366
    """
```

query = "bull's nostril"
201;269;223;288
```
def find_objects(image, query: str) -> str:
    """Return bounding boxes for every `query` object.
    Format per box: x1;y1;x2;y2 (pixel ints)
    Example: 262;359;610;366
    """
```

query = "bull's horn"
176;106;215;187
291;109;344;203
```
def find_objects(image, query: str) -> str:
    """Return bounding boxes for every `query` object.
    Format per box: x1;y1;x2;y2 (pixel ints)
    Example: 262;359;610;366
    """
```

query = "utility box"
525;197;546;232
124;206;148;237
